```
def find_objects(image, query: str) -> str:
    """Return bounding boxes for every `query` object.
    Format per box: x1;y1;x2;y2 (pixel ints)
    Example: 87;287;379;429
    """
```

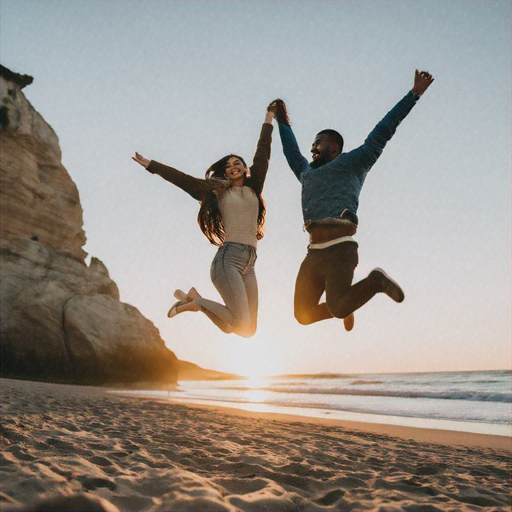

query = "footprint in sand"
414;463;446;475
29;493;120;512
212;477;270;494
333;475;369;489
315;488;346;506
78;476;117;491
60;421;81;432
87;456;114;467
7;446;37;462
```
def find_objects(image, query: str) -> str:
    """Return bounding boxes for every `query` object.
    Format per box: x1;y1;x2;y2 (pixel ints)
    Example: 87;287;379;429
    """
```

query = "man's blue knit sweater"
278;91;420;227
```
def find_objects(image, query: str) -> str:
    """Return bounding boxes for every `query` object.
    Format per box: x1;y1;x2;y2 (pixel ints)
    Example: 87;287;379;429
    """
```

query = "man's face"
310;133;338;167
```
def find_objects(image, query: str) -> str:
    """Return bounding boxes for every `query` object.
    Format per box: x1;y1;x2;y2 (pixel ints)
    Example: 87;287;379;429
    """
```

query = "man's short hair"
318;129;344;154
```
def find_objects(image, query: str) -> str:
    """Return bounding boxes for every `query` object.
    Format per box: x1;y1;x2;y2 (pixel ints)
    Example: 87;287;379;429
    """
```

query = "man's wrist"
411;89;421;100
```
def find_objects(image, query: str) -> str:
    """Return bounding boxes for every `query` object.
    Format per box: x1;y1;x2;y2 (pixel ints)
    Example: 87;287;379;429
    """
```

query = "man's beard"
310;156;328;168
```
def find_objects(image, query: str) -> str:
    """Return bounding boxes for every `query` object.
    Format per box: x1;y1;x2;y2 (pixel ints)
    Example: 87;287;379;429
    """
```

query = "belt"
308;224;357;244
308;236;357;250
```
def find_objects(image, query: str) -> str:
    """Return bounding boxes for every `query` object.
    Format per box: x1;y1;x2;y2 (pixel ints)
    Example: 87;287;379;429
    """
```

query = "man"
270;70;434;331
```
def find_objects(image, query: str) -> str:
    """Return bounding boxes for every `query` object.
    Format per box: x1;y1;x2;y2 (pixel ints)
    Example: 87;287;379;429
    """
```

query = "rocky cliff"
178;360;243;381
0;65;178;385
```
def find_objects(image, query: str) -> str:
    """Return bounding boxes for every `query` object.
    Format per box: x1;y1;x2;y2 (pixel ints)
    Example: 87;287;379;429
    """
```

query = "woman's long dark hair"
198;154;266;246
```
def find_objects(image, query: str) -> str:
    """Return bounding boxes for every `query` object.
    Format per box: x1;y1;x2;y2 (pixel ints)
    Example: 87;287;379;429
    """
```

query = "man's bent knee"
294;309;316;325
327;299;352;320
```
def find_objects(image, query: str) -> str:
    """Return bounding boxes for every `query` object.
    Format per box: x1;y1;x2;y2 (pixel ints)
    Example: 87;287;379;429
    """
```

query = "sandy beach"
1;378;510;512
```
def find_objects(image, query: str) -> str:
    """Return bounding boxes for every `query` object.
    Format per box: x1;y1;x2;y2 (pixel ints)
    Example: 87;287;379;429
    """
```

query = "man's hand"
412;70;434;96
132;152;150;169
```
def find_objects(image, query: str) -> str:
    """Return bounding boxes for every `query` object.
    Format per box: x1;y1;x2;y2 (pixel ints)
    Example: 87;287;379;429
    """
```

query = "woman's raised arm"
247;109;274;193
132;152;208;201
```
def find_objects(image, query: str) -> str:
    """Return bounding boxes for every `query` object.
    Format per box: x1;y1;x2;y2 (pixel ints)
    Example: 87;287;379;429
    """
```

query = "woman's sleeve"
146;160;208;201
248;123;273;193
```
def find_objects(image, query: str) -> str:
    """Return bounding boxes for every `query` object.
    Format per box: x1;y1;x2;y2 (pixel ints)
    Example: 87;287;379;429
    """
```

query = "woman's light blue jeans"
195;242;258;338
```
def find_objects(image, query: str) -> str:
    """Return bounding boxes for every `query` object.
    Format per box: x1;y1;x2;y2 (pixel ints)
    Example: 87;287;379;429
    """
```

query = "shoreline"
112;392;512;453
2;378;511;512
115;369;512;440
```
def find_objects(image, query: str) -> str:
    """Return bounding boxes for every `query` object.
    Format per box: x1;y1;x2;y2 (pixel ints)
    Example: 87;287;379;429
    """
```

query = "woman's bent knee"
234;327;256;338
232;321;256;338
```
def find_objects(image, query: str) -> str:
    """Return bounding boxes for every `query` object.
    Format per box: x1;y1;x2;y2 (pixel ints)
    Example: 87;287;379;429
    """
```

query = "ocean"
120;370;512;437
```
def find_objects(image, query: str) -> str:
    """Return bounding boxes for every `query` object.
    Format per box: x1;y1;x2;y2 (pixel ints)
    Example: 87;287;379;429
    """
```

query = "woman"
132;107;275;338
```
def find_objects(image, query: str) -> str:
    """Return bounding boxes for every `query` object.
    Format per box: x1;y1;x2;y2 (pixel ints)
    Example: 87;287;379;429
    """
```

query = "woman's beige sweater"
218;186;259;247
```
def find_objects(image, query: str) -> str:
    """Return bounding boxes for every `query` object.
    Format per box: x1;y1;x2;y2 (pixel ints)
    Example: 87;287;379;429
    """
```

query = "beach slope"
1;378;510;512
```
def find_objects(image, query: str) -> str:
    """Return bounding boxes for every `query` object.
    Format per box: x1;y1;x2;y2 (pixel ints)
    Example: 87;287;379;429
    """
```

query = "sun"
224;335;284;379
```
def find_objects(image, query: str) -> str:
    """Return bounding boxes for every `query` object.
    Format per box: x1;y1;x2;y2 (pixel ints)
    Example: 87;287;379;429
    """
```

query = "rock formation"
0;65;178;385
178;360;243;381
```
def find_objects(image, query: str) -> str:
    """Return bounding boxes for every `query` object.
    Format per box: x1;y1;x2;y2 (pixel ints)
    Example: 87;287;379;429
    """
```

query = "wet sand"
1;378;511;511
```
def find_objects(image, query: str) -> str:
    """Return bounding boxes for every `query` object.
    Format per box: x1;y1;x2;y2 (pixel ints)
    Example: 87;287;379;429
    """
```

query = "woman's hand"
265;109;275;124
132;152;150;169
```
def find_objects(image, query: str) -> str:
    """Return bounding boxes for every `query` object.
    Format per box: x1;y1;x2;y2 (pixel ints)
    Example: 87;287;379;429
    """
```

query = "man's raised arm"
268;99;308;181
346;70;434;171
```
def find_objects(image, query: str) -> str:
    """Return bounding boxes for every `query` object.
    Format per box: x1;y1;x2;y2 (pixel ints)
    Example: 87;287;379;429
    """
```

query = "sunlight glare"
226;336;284;378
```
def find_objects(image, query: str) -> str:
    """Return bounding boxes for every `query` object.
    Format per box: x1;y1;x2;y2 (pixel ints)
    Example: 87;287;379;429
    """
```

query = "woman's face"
224;156;247;183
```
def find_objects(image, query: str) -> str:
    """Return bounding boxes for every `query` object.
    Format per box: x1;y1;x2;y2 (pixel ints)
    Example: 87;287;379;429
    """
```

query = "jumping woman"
132;107;275;337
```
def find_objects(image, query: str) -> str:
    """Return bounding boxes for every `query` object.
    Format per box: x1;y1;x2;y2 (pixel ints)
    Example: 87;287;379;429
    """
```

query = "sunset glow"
2;1;509;377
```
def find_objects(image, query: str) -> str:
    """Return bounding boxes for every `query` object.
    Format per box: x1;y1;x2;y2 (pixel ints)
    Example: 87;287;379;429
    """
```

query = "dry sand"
1;377;510;512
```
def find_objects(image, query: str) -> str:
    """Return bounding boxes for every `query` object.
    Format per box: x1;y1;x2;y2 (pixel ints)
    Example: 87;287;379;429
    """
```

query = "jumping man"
270;70;434;331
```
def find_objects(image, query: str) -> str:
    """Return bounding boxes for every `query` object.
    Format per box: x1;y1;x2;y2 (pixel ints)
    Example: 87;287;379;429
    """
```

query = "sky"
1;0;510;378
